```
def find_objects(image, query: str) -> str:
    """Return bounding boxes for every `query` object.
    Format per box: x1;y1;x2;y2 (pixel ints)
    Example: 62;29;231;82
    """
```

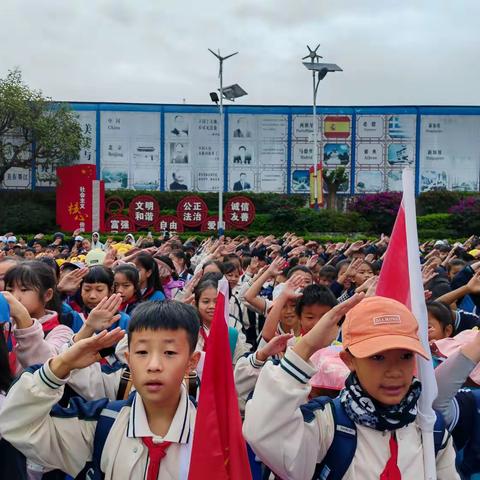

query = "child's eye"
135;350;148;355
401;352;414;360
165;351;177;356
371;354;384;361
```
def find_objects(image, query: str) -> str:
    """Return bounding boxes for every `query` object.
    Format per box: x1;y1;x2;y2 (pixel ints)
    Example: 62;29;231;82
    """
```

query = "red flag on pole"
376;169;438;480
188;278;252;480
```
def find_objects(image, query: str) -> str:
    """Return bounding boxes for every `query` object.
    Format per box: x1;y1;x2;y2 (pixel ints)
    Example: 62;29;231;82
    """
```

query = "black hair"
4;261;61;316
222;261;238;275
202;259;224;274
288;257;299;268
427;301;454;335
171;250;191;271
38;256;60;280
287;265;313;280
134;252;164;293
0;328;12;393
194;272;223;306
83;265;114;289
113;264;141;300
241;256;252;270
335;259;350;274
223;253;241;265
319;265;337;282
128;300;200;353
447;258;467;273
295;284;338;317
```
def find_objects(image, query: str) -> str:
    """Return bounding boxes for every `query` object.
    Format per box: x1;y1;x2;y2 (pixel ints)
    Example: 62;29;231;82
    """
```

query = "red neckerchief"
120;296;138;312
141;438;172;480
141;287;154;301
380;434;401;480
8;312;60;374
69;300;83;313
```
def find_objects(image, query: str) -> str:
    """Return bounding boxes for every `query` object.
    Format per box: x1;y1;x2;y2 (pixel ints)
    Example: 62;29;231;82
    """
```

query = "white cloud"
1;0;479;105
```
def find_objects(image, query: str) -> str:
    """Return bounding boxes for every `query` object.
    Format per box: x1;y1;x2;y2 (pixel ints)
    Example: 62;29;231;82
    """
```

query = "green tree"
323;167;348;210
0;69;88;185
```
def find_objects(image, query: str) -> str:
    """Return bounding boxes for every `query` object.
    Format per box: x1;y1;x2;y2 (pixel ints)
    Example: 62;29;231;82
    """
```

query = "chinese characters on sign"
128;195;160;228
176;196;208;227
56;165;104;232
106;214;133;233
157;215;185;233
225;196;255;230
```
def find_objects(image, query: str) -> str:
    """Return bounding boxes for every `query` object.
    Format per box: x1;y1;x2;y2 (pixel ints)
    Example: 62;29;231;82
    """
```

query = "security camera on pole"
209;49;247;237
302;45;342;210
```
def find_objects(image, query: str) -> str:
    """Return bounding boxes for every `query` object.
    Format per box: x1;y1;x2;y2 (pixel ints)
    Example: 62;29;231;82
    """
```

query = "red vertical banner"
56;165;104;232
309;163;323;207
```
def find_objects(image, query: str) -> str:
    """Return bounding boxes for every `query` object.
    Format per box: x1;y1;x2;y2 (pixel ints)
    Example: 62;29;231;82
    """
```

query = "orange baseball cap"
342;296;429;359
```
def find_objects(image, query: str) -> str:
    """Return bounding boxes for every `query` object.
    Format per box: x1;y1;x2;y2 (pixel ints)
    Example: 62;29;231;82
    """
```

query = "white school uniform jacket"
0;361;196;480
243;347;460;480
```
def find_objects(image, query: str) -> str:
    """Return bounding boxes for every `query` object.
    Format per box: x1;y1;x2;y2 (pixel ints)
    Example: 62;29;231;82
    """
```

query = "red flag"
376;203;410;307
188;279;252;480
376;169;438;479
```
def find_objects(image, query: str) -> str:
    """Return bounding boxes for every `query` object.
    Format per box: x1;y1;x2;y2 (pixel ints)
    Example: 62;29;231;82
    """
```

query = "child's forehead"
129;327;189;345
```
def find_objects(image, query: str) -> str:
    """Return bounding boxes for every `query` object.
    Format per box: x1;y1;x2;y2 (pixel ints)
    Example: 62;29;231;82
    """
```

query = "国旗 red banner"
56;164;105;232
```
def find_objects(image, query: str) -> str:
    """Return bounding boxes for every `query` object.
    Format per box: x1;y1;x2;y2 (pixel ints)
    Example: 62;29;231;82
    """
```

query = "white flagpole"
402;168;437;480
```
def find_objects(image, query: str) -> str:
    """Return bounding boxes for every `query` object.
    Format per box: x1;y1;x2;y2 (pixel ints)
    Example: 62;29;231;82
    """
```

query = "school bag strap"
433;408;449;455
308;396;357;480
74;392;136;480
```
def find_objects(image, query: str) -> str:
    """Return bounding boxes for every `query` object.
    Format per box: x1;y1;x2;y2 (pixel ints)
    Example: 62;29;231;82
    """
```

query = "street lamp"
209;48;247;236
302;44;342;210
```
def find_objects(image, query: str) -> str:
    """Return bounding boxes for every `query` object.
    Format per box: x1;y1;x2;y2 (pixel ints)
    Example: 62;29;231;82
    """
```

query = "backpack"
302;397;448;480
458;389;480;476
74;394;135;480
75;392;197;480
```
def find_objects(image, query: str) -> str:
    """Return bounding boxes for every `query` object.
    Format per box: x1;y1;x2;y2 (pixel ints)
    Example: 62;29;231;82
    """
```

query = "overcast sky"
2;0;479;106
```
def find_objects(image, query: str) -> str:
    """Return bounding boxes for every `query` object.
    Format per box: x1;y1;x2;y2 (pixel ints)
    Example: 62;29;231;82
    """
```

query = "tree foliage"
0;68;88;184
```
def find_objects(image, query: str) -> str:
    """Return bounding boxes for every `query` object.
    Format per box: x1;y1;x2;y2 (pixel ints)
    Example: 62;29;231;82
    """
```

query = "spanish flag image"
324;115;351;139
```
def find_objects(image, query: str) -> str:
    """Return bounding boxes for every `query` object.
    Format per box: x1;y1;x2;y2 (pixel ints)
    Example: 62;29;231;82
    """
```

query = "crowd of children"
1;230;480;478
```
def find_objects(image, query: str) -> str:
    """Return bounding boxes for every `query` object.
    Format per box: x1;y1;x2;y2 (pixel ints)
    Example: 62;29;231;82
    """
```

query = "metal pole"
218;58;225;237
312;70;318;210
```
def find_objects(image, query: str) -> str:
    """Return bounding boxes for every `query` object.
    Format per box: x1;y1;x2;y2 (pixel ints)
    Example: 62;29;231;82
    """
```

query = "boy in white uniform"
0;301;201;480
244;294;459;479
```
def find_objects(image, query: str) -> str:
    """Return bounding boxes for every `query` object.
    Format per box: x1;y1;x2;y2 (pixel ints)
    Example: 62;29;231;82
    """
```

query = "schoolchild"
0;301;201;480
69;265;130;334
133;252;166;302
244;295;459;479
3;261;73;374
113;264;141;315
194;273;249;365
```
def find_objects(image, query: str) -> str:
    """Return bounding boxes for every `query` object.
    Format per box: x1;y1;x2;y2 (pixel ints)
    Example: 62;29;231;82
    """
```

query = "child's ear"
445;325;454;338
124;350;130;367
339;350;356;372
187;351;201;374
44;288;54;304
